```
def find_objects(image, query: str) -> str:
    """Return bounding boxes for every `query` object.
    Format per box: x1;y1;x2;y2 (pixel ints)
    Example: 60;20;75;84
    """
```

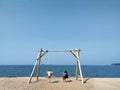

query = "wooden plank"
39;49;81;52
70;50;79;59
37;63;39;80
29;59;38;83
37;49;42;81
76;60;79;80
78;59;84;84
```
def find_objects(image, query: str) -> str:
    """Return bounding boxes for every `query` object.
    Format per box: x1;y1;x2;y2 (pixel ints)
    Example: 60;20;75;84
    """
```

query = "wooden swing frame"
29;48;84;84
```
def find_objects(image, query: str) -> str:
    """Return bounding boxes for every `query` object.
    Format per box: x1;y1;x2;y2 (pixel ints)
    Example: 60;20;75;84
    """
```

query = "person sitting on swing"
62;70;68;82
46;69;53;83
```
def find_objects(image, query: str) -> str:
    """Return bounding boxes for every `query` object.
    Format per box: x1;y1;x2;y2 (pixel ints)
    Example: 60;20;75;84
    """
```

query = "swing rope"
46;53;56;78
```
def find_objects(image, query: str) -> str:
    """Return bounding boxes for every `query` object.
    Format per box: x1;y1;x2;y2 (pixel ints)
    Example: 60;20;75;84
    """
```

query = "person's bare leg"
49;78;51;83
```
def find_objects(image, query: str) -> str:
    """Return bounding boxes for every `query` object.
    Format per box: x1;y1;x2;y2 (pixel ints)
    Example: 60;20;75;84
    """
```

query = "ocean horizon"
0;65;120;77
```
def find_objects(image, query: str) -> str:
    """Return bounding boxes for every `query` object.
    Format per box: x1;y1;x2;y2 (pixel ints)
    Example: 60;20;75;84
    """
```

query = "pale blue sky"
0;0;120;65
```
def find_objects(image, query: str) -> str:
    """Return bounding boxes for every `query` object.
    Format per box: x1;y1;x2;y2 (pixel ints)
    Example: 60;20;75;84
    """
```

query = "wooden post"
37;49;42;81
70;50;79;80
29;59;38;83
78;60;83;84
29;50;42;83
76;60;79;80
37;59;40;81
76;49;79;80
77;49;84;84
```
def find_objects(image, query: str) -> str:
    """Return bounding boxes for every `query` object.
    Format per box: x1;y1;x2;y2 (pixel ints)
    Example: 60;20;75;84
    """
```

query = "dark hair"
64;70;67;73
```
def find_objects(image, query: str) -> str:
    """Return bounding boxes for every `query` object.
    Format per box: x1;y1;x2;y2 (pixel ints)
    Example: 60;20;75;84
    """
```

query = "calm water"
0;65;120;77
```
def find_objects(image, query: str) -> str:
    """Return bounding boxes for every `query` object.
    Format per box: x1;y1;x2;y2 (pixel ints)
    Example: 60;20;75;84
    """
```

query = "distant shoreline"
111;63;120;65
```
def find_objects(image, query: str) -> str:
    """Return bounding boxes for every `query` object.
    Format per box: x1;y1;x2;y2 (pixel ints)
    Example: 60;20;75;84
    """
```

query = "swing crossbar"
39;49;81;52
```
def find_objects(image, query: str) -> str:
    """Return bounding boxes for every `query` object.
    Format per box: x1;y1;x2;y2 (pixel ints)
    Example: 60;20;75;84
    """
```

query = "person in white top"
46;69;53;83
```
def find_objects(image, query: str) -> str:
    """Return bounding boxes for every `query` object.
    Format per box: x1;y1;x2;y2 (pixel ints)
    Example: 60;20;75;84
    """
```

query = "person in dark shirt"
62;70;68;82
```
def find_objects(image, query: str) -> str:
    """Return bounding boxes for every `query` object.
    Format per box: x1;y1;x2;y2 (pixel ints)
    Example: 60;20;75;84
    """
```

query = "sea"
0;65;120;77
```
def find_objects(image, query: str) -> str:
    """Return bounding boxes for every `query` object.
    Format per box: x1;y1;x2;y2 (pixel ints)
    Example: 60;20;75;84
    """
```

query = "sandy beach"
0;77;120;90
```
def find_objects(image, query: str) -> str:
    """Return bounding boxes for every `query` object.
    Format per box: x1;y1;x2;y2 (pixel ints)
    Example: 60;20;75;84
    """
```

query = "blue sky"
0;0;120;65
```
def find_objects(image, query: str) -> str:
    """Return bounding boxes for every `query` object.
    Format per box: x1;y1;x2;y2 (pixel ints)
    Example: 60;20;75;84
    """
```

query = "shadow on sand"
51;81;59;83
83;78;89;83
66;80;72;82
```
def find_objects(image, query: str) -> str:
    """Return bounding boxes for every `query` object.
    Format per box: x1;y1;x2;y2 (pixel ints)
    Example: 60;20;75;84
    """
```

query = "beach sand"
0;77;120;90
